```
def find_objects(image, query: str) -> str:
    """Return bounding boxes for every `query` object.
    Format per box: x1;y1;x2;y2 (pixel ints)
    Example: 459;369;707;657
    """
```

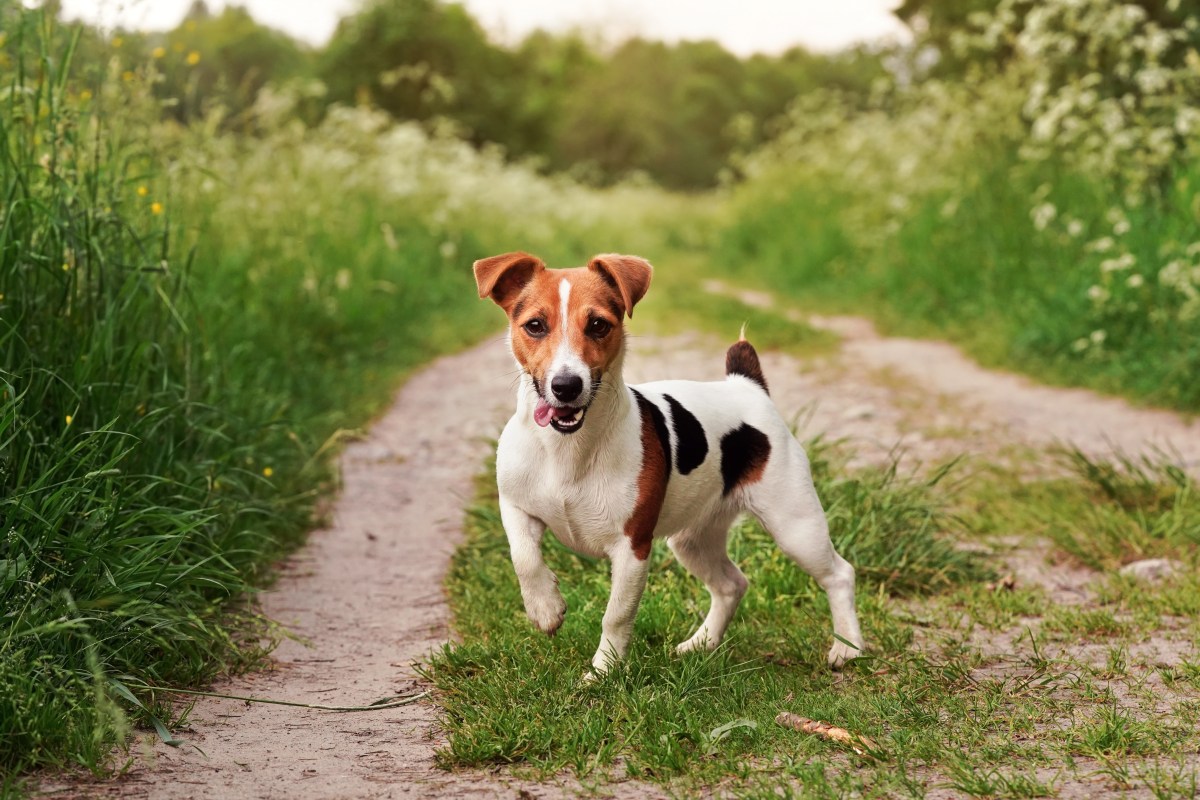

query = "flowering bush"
723;0;1200;408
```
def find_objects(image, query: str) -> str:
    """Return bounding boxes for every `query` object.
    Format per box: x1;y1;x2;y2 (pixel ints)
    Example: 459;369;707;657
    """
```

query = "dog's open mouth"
533;397;588;434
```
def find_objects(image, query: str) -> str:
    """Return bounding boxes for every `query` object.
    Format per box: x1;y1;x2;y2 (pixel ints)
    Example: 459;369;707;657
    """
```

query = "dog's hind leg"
668;511;746;654
748;442;864;669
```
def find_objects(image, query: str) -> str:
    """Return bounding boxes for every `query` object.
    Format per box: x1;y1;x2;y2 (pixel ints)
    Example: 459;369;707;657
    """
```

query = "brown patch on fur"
588;254;652;318
625;389;670;560
725;340;769;394
473;252;545;312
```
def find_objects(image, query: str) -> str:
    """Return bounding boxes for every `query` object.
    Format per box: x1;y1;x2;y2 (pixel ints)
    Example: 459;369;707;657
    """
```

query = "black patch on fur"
663;394;707;475
725;340;769;394
631;388;672;472
719;423;771;495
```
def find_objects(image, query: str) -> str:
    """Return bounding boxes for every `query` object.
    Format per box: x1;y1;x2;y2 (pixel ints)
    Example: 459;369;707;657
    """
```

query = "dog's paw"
827;638;864;670
525;590;567;636
675;630;717;655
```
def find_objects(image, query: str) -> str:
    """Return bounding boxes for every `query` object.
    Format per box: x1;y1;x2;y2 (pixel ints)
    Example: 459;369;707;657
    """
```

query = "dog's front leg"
499;495;566;636
590;545;650;676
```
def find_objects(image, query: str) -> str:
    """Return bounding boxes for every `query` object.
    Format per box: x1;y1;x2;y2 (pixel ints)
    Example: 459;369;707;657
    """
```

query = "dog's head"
474;252;652;434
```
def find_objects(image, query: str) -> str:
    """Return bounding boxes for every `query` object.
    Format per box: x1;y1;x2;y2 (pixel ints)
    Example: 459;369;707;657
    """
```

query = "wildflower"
1071;337;1090;352
186;51;201;66
122;70;134;82
1031;202;1057;230
262;467;274;477
1086;237;1115;253
1066;219;1084;237
0;292;5;301
62;262;70;271
1090;329;1106;345
151;202;163;215
1126;274;1145;288
1087;284;1110;303
79;89;92;101
111;36;123;49
152;46;166;59
1101;253;1136;272
137;185;148;197
65;415;73;426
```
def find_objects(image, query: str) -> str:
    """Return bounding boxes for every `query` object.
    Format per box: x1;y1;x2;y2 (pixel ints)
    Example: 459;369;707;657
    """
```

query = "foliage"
721;0;1200;410
63;0;886;189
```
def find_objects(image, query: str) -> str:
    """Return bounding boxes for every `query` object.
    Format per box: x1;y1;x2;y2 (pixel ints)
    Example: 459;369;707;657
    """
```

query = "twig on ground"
775;712;880;757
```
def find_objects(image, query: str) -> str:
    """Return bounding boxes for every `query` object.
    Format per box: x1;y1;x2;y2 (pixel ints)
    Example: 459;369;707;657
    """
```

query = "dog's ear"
473;252;545;312
588;254;653;318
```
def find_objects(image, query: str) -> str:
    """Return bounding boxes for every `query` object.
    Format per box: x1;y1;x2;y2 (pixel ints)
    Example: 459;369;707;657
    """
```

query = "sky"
58;0;910;55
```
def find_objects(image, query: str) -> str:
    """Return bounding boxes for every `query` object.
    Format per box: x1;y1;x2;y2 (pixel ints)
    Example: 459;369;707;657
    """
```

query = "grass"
430;441;1200;796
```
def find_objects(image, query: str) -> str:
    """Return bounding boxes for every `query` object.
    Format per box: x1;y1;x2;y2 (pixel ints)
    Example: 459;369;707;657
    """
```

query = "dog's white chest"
496;419;640;559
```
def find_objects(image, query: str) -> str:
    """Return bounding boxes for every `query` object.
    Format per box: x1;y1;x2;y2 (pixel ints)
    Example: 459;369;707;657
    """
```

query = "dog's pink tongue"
533;398;554;427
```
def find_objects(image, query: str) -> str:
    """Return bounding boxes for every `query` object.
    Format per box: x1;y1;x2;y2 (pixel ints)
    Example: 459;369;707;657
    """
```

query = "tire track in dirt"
44;294;1200;799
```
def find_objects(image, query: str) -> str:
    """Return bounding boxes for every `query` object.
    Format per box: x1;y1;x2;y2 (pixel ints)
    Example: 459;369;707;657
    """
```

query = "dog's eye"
523;319;547;338
587;318;612;338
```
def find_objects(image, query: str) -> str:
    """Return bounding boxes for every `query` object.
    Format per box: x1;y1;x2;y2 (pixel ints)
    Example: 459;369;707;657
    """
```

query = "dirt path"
45;299;1200;799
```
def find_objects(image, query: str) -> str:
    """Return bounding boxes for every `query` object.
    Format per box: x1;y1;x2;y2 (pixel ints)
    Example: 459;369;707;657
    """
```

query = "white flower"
1126;273;1144;288
1090;329;1107;345
1031;202;1057;230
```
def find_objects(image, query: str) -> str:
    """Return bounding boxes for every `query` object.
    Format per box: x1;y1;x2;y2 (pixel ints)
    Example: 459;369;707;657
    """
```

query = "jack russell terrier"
474;251;864;676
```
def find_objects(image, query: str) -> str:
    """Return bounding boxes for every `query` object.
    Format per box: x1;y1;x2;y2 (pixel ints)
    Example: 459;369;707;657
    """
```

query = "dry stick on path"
775;712;880;757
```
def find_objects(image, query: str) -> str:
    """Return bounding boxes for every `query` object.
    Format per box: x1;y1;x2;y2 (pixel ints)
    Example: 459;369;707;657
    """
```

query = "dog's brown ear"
588;254;653;318
473;252;545;312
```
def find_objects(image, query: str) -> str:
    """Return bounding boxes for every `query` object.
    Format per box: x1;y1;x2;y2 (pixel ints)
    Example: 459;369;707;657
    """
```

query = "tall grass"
0;9;682;781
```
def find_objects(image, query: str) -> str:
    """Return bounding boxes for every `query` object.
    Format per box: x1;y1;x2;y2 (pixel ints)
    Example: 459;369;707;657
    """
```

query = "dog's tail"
725;324;769;395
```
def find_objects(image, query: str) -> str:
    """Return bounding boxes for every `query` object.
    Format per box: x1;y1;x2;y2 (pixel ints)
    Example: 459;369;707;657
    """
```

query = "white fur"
495;333;864;677
545;278;593;408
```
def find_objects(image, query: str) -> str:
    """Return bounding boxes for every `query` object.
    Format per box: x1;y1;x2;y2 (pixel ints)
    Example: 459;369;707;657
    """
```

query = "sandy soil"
41;296;1200;799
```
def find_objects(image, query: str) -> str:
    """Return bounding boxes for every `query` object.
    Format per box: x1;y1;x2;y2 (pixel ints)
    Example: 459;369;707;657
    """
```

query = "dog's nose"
551;374;583;403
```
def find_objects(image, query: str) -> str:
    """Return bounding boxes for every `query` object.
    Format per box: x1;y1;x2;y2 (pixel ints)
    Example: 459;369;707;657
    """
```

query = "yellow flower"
62;262;71;271
65;415;73;426
0;292;5;301
152;46;166;59
186;51;201;66
79;89;92;101
151;202;163;215
111;36;123;49
173;41;185;53
122;70;134;82
262;467;274;477
137;185;148;197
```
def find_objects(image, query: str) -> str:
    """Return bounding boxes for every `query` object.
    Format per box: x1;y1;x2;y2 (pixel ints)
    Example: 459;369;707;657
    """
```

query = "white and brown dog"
474;251;864;676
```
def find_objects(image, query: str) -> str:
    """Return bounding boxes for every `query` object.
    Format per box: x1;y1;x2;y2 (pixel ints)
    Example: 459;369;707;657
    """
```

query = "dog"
474;251;864;676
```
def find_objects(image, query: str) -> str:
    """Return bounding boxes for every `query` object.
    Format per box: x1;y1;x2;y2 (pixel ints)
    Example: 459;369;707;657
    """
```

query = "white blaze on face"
548;277;591;407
